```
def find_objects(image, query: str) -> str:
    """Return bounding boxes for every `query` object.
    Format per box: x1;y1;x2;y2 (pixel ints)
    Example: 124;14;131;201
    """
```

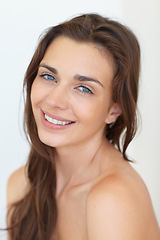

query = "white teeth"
45;114;71;125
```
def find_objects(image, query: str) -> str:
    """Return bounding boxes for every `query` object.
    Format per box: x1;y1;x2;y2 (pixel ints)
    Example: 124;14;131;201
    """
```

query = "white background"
0;0;160;239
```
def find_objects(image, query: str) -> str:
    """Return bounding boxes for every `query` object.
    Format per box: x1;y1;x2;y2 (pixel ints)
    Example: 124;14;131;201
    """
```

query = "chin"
37;132;64;148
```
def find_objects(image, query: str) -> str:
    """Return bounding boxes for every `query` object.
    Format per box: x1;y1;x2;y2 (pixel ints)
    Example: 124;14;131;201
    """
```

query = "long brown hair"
7;13;140;239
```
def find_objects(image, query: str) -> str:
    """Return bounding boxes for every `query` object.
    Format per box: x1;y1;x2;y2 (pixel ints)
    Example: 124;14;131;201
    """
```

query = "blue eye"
78;86;93;94
40;74;57;82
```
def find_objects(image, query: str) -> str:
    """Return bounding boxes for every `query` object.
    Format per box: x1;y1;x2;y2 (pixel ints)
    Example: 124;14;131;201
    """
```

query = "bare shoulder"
7;165;29;207
86;164;160;240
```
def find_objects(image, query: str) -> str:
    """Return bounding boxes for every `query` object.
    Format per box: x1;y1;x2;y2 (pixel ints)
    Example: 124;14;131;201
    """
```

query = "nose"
46;84;69;110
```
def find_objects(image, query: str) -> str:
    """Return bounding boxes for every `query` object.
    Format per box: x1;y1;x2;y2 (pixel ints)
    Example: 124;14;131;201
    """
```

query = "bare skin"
7;139;160;240
7;37;160;239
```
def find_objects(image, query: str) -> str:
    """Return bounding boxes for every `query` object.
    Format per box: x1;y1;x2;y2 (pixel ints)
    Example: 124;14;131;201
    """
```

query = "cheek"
31;80;37;105
31;79;44;108
73;97;110;124
30;81;43;122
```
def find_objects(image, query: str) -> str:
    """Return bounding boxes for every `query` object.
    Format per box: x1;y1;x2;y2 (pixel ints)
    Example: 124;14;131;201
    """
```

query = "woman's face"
31;36;120;149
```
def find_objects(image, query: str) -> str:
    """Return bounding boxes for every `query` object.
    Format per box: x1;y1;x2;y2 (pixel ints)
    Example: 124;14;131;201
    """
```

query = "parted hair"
8;13;140;240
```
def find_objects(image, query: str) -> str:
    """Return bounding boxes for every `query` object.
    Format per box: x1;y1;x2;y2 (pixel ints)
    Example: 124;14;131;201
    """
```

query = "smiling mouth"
44;114;74;126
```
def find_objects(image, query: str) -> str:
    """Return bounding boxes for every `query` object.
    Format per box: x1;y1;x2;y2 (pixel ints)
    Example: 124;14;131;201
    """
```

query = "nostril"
46;90;69;110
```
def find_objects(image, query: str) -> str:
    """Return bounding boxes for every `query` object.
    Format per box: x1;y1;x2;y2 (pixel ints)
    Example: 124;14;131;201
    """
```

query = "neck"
54;135;110;193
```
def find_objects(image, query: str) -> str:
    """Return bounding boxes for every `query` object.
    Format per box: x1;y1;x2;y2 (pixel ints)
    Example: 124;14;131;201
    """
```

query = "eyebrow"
39;64;104;88
39;64;58;74
74;74;104;88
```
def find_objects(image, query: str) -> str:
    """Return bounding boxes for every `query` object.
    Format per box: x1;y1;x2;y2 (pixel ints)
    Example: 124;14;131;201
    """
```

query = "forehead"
41;36;115;85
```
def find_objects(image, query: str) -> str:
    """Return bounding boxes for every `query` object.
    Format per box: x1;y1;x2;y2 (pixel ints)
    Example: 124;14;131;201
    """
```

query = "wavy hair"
7;13;140;239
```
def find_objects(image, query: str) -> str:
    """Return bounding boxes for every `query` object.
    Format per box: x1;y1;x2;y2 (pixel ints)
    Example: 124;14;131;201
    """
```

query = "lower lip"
41;111;75;130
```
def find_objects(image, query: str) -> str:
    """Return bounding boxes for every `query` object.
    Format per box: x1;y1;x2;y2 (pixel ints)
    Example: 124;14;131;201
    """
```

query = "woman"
7;13;160;240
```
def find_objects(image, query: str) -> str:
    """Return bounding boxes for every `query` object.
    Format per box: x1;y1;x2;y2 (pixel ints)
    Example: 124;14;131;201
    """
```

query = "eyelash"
77;86;93;94
39;73;93;95
40;73;57;82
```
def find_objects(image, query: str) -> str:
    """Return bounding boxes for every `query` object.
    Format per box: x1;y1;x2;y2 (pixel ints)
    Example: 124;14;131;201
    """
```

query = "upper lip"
42;110;75;122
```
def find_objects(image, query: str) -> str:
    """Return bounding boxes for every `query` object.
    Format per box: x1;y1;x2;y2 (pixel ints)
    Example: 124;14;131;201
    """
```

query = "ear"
105;103;121;124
